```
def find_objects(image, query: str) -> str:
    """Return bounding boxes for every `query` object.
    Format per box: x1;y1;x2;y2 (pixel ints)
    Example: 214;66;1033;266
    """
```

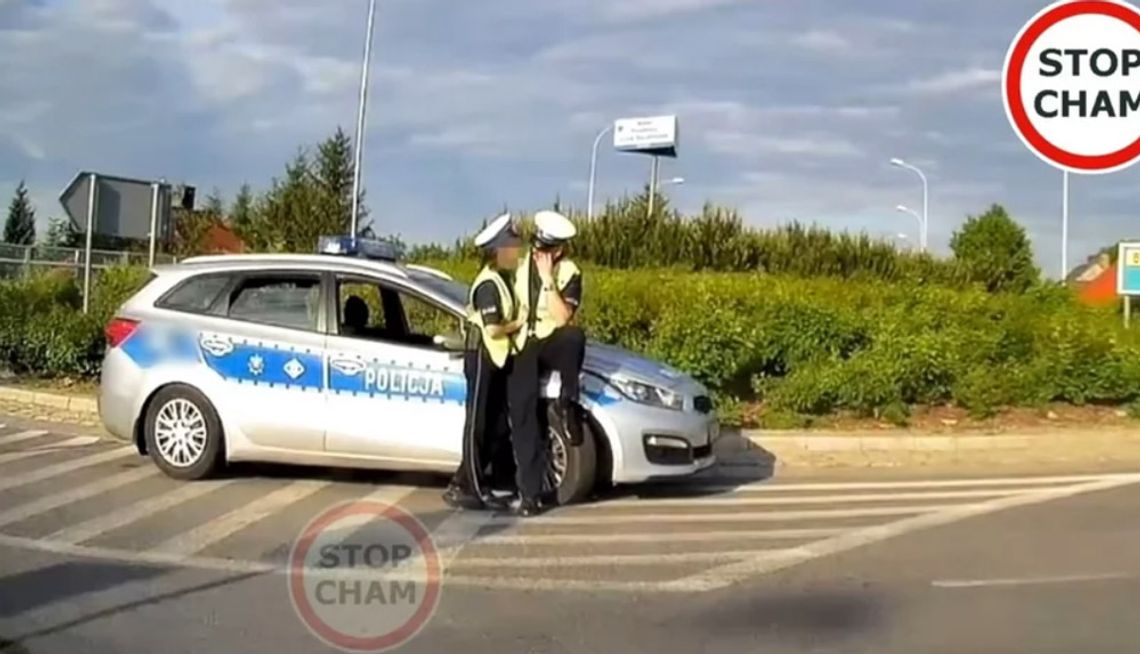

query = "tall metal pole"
647;155;660;218
82;173;97;315
587;124;613;220
350;0;378;238
1062;169;1070;281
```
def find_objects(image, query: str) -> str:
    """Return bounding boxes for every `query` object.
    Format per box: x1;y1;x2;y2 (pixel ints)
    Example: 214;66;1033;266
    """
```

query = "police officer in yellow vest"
443;213;527;511
507;210;586;517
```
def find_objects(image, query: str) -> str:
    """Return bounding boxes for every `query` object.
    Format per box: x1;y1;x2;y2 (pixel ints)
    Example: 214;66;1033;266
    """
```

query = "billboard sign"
613;115;679;158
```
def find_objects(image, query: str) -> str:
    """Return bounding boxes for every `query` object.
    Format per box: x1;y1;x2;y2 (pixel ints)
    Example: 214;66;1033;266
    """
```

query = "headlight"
608;376;684;411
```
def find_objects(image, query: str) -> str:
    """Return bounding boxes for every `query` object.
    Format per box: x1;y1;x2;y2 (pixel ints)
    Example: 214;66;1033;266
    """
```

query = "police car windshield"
407;271;467;307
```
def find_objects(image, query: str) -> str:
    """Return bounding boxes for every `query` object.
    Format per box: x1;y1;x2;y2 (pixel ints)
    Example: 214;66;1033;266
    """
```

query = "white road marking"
0;466;157;528
471;527;845;546
932;572;1137;589
0;436;101;465
149;480;331;556
0;429;49;446
591;488;1020;508
670;473;1140;592
431;509;498;568
448;549;772;567
48;479;236;544
487;504;956;526
0;531;675;594
0;446;135;493
685;473;1140;494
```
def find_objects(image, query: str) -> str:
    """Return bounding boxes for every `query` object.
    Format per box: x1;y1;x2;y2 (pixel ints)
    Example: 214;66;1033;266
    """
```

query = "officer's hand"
534;251;555;283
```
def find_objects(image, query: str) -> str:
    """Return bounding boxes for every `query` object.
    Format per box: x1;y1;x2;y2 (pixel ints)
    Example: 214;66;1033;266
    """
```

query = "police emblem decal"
283;358;305;380
248;355;265;377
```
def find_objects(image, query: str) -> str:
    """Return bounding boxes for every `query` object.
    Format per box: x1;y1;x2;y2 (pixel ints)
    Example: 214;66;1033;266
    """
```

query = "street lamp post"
895;204;923;248
587;124;613;220
890;158;928;252
349;0;378;238
1061;169;1070;281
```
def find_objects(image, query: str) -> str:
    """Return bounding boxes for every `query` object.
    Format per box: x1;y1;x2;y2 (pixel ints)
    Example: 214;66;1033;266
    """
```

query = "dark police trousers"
451;345;514;498
507;325;587;502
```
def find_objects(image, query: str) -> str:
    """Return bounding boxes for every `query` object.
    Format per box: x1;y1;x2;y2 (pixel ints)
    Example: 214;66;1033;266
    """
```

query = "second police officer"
443;213;526;511
508;210;587;517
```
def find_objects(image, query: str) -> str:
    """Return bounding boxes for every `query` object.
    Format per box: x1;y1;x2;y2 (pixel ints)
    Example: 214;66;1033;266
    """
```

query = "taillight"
105;318;140;348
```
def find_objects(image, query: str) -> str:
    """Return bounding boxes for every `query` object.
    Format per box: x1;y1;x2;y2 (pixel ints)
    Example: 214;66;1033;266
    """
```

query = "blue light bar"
317;235;403;261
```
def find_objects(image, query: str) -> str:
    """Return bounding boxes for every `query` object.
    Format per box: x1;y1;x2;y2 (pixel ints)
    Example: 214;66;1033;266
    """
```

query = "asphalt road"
2;415;1140;653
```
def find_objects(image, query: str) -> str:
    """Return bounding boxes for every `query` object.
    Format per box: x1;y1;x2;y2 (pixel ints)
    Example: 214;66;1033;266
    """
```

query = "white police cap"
473;213;522;250
533;210;577;247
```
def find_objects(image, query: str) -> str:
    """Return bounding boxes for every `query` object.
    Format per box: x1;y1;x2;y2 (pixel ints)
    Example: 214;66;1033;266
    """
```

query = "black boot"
515;496;546;518
554;399;583;447
442;483;485;511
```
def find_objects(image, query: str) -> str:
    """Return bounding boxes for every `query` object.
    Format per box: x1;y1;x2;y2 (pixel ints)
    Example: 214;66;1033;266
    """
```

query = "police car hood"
583;341;700;392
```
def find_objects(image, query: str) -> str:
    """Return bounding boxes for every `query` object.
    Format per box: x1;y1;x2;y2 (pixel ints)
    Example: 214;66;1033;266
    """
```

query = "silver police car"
98;238;719;504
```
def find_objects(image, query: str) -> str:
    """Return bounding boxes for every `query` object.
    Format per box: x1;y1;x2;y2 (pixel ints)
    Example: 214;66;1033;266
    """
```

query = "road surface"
1;415;1138;653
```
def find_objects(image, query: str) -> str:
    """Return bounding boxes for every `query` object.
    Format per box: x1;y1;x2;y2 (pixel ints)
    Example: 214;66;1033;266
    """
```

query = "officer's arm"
545;273;582;327
474;281;523;338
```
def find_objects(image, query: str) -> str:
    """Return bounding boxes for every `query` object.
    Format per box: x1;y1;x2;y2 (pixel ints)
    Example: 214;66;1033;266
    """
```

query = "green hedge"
5;261;1139;427
0;266;152;379
422;260;1140;421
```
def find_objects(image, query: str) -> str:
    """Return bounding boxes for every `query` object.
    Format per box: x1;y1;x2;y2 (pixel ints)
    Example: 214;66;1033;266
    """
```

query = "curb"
0;385;98;416
740;429;1140;454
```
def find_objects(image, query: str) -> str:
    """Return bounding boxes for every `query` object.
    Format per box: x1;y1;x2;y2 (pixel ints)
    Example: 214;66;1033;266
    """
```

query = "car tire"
144;384;225;481
545;401;597;506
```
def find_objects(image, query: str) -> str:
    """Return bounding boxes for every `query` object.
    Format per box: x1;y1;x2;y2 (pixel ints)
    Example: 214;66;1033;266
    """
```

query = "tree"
237;128;370;253
950;204;1040;293
3;181;36;245
43;216;78;247
230;183;254;232
312;127;366;234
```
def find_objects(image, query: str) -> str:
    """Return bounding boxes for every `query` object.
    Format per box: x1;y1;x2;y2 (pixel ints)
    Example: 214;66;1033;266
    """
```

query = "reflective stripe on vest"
512;250;580;351
466;266;515;368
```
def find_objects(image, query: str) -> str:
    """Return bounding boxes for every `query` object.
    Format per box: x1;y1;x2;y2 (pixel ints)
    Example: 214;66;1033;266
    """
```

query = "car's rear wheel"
144;384;224;480
545;402;597;506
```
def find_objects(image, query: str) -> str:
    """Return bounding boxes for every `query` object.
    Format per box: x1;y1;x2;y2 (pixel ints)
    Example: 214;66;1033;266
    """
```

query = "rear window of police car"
156;274;232;314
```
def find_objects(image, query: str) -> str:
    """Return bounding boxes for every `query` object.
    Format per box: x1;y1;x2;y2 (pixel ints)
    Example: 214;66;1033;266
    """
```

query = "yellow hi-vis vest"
512;250;581;351
466;266;515;368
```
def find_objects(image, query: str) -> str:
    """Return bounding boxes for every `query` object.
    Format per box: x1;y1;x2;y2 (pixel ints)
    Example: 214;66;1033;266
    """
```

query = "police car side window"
156;274;231;314
227;276;321;332
394;289;463;346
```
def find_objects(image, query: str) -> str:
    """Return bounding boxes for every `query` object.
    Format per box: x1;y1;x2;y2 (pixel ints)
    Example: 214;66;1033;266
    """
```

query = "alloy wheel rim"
154;398;208;468
547;427;567;490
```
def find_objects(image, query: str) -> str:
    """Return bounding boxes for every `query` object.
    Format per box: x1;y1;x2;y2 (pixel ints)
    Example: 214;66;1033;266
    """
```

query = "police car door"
199;270;328;452
324;274;466;467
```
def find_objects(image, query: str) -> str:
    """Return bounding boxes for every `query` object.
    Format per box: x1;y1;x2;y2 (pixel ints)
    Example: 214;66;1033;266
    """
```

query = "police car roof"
171;253;408;277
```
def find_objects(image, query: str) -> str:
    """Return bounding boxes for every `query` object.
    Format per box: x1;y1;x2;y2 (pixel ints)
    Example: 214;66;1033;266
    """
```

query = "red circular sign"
288;500;442;653
1003;0;1140;173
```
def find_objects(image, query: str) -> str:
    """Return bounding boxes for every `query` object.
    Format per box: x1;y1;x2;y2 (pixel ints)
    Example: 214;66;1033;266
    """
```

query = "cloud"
789;29;852;52
586;0;745;22
0;0;1135;271
905;67;1001;95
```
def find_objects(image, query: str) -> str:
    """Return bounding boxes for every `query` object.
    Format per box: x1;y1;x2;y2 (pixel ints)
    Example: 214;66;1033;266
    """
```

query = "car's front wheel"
545;402;597;506
144;384;225;480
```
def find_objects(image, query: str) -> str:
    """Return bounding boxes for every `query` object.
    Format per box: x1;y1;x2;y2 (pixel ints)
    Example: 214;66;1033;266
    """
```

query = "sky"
1;0;1138;276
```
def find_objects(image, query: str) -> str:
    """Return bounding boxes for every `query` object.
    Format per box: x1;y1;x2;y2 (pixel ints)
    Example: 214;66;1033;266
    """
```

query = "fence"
0;244;177;280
